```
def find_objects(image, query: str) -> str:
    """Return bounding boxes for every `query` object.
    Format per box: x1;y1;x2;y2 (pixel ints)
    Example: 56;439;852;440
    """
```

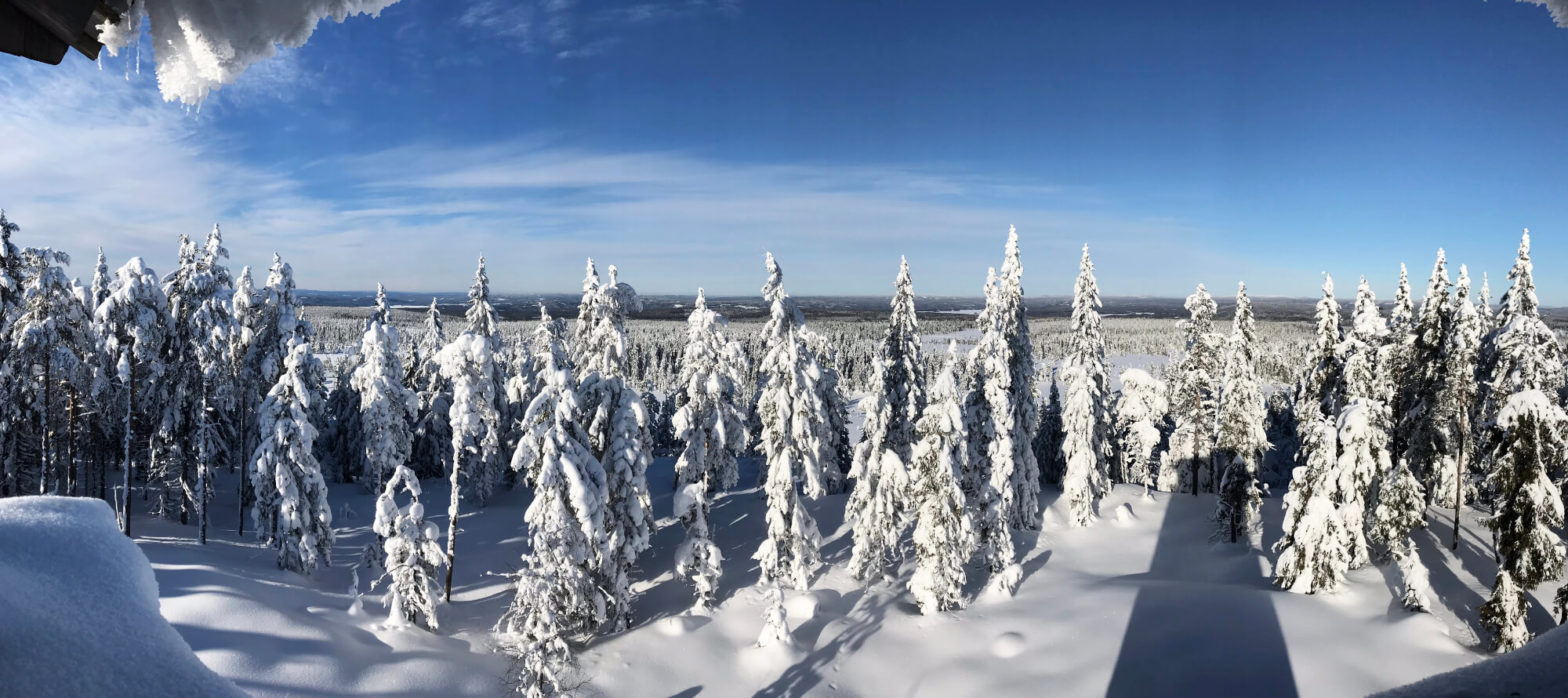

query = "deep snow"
109;446;1567;697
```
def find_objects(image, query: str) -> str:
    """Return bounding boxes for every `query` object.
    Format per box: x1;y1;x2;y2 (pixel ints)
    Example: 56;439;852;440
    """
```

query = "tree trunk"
66;388;78;497
122;358;136;538
238;396;250;538
40;358;52;495
445;452;462;603
1452;414;1465;551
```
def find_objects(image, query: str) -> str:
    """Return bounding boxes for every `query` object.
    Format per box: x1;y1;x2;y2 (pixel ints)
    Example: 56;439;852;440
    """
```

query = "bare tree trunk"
122;359;136;538
445;450;462;603
66;388;78;497
40;359;52;495
1452;414;1465;551
238;397;249;538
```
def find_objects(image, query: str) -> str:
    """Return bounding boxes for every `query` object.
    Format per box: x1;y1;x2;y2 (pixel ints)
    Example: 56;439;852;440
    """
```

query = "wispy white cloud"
0;59;1230;298
458;0;738;61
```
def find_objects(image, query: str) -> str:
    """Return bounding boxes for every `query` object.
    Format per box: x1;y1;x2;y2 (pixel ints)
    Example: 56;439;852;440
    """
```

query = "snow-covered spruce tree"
753;253;824;646
497;335;610;695
574;264;653;633
848;257;926;582
8;248;94;497
1477;231;1565;499
1397;250;1453;491
436;331;502;602
802;328;851;494
1478;272;1496;336
252;337;333;575
1295;274;1345;425
1273;415;1350;594
317;363;365;484
231;265;263;536
984;227;1041;530
1061;363;1105;526
961;268;999;509
571;258;602;368
94;258;170;536
372;461;446;631
670;289;748;610
1114;368;1167;491
1033;372;1066;486
908;342;974;615
1214;282;1267;543
1343;277;1390;404
1333;399;1386;570
466;256;501;351
1164;284;1222;494
1430;266;1481;511
409;298;454;481
1370;447;1432;610
351;284;417;492
1065;244;1112;485
1480;390;1567;652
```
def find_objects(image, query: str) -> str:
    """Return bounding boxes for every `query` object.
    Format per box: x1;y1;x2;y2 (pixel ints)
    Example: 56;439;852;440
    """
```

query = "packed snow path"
121;456;1552;697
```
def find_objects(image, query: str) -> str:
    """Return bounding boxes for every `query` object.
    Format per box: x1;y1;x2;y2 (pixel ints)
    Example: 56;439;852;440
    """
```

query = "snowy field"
90;449;1550;697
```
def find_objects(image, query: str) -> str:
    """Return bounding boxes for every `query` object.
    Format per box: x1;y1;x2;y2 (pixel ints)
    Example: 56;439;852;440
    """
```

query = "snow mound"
99;0;401;105
0;497;242;697
1375;625;1568;697
991;631;1027;658
1113;502;1137;525
657;614;711;637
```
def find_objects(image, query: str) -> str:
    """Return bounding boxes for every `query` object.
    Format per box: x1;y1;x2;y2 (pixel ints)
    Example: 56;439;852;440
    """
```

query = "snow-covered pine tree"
961;268;999;509
1214;282;1267;543
1338;277;1402;572
410;298;454;481
94;258;170;537
252;337;333;575
983;227;1041;531
1033;372;1065;486
7;248;93;497
466;256;501;351
1398;250;1453;491
231;265;263;536
1273;415;1350;594
497;331;610;694
351;284;417;491
1114;368;1167;491
436;331;502;601
1061;363;1105;526
753;253;825;646
1295;274;1345;424
908;342;974;615
1065;244;1112;485
802;328;851;494
571;258;601;368
848;257;926;582
1477;231;1566;501
671;289;748;610
1370;448;1432;611
318;363;365;484
372;460;446;630
1164;284;1222;494
1478;272;1496;336
1430;266;1481;511
574;264;653;632
1333;399;1384;569
1480;390;1567;652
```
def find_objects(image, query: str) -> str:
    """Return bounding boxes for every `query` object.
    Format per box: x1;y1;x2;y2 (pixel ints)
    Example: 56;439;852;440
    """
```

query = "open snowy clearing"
117;454;1546;697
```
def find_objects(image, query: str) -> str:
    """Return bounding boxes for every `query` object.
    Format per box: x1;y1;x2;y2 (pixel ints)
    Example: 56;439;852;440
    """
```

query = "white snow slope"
105;446;1568;697
0;496;243;697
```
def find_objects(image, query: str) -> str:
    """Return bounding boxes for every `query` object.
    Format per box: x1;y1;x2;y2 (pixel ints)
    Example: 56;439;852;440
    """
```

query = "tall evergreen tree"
436;331;502;601
1431;266;1481;510
351;284;417;491
409;299;454;480
1214;282;1267;543
1114;369;1166;491
8;247;93;496
1480;390;1567;652
671;289;748;610
908;342;974;615
575;264;653;632
802;328;852;494
1164;284;1222;494
983;227;1040;530
1033;373;1066;486
94;258;170;537
848;257;926;581
372;460;446;631
251;337;333;575
1274;415;1350;593
753;253;824;646
1399;250;1453;492
1061;363;1105;526
1065;244;1112;485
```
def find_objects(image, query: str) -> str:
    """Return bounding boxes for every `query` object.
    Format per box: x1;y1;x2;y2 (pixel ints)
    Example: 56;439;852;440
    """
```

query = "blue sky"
1;0;1566;302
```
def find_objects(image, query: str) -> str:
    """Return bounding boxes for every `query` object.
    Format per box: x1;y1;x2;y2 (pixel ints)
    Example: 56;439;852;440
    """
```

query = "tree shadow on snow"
1104;495;1298;697
753;586;901;698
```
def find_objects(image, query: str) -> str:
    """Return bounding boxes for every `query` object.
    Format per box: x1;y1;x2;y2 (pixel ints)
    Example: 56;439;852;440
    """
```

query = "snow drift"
0;496;242;697
1377;624;1568;697
99;0;401;105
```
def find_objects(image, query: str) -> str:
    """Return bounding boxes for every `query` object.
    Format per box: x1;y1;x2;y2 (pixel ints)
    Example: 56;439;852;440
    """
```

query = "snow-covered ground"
107;449;1564;697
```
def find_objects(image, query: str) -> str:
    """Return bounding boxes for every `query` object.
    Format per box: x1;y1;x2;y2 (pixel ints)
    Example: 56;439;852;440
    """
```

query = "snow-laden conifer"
1164;284;1222;493
1214;282;1267;543
1061;363;1104;526
848;257;926;581
983;227;1040;530
908;342;973;615
1033;373;1066;486
1398;250;1453;489
1114;369;1166;491
94;258;170;536
803;328;851;494
671;289;748;610
1065;244;1112;484
574;263;652;632
1431;266;1481;509
436;331;502;601
753;253;824;645
352;284;417;491
497;334;610;694
252;337;333;575
372;461;445;631
1480;390;1567;652
410;299;454;480
1273;415;1350;594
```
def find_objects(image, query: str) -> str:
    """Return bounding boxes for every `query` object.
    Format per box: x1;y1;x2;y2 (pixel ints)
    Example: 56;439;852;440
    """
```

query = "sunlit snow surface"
115;439;1568;697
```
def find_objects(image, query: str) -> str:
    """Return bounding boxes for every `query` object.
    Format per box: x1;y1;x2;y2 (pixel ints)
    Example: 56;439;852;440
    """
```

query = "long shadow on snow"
753;586;902;698
1105;494;1298;697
